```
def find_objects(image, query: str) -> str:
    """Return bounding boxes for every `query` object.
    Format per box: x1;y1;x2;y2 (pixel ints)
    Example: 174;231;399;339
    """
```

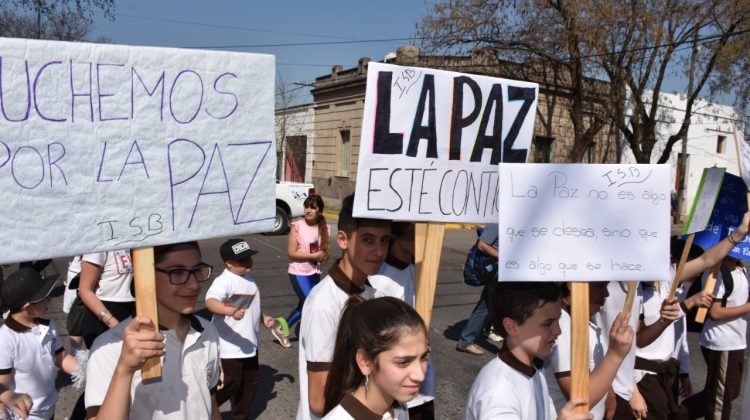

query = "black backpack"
684;264;734;333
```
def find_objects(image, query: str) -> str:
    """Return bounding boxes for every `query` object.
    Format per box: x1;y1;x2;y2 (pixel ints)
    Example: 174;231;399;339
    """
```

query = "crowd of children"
1;195;750;419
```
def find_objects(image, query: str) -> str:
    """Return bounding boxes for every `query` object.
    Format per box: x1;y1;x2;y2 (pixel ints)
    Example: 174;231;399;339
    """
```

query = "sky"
90;1;431;102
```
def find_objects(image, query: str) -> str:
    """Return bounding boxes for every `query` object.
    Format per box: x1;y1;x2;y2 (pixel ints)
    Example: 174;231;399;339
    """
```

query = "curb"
322;212;480;231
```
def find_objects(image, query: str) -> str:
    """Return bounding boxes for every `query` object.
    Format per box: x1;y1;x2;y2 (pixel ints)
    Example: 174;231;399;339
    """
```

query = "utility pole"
674;32;699;223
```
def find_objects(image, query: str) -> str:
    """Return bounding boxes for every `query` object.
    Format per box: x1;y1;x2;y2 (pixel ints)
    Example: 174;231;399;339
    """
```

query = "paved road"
12;226;744;419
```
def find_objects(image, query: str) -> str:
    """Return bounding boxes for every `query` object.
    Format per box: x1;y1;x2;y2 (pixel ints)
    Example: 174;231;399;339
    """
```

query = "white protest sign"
0;38;276;264
499;164;671;282
353;62;538;223
682;167;726;235
735;137;750;189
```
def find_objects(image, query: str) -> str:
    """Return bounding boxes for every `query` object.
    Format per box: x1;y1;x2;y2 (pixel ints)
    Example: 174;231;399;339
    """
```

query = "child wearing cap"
205;238;277;420
0;268;82;420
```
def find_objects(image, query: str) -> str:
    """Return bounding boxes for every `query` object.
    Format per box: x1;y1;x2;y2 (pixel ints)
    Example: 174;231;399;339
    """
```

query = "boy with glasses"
85;242;221;420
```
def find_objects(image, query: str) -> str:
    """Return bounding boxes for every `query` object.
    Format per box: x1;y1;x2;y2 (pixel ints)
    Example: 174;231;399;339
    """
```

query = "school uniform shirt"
547;310;606;419
699;266;750;351
82;250;134;302
464;346;555;420
0;318;64;420
297;263;375;420
592;281;642;401
635;280;684;383
323;393;408;420
85;315;220;420
370;255;416;307
205;269;261;358
369;257;435;408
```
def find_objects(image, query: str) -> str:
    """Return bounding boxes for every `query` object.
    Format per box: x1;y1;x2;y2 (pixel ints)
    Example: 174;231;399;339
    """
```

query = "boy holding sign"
297;194;392;419
464;282;592;420
85;242;222;420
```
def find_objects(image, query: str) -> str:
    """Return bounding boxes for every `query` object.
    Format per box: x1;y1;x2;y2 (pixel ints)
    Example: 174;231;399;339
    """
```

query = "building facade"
309;46;619;199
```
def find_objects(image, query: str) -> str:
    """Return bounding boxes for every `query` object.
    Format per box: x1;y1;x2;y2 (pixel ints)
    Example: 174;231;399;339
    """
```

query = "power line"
188;37;417;50
114;12;354;41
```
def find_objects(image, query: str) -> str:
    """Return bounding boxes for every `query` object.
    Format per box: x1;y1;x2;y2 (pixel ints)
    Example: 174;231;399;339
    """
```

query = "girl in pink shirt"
278;195;331;341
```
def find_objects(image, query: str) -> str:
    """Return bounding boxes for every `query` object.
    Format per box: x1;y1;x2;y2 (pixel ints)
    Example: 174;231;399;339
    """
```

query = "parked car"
272;180;316;235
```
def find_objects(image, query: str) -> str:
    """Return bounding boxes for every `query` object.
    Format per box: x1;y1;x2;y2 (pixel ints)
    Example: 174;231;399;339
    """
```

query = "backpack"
685;264;734;333
463;228;498;287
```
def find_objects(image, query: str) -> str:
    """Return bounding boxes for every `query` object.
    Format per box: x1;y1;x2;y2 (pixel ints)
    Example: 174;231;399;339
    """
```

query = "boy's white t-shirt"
82;250;134;302
370;258;416;307
85;316;220;420
465;348;555;420
297;264;374;420
700;266;750;351
547;310;606;419
592;281;642;401
205;269;261;358
0;318;64;420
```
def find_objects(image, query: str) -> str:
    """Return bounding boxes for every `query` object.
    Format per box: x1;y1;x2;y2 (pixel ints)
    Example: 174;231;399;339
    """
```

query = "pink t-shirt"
288;219;330;275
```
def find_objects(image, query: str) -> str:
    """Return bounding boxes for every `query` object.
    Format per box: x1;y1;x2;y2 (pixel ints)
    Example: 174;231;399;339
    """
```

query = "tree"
0;0;115;41
275;75;312;181
417;0;750;164
417;0;612;163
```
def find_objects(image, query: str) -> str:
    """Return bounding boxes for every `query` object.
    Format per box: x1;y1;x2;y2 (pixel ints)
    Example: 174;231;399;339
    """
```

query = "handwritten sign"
693;172;750;260
499;164;671;282
682;167;725;235
353;62;538;223
0;38;276;264
736;137;750;188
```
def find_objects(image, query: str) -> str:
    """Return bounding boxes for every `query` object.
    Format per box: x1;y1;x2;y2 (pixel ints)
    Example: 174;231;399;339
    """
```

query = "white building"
275;103;315;183
621;91;745;219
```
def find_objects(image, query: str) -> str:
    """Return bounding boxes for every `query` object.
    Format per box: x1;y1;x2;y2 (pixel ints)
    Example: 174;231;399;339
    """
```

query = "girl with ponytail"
323;296;430;419
277;195;331;345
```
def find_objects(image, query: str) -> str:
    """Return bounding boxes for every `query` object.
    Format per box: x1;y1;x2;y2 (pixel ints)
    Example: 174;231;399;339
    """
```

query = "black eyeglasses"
155;264;213;285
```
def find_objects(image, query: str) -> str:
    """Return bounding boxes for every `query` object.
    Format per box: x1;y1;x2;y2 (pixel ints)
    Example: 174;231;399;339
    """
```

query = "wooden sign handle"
623;282;637;314
414;222;445;329
133;247;161;380
668;233;695;298
570;282;590;413
695;263;720;324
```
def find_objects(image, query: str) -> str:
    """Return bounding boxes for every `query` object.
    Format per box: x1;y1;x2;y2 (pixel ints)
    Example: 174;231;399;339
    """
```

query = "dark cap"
1;268;60;311
220;238;258;261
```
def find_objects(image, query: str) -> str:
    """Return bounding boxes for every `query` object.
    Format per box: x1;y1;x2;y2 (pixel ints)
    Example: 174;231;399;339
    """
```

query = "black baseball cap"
1;268;60;311
220;238;258;261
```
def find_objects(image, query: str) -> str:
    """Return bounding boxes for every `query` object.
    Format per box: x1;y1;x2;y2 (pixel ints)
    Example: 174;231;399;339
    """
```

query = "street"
30;225;742;419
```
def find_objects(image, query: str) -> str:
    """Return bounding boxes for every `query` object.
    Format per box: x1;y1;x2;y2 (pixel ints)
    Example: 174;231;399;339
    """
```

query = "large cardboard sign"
682;167;725;235
693;172;750;260
499;164;671;281
0;38;276;264
353;62;538;223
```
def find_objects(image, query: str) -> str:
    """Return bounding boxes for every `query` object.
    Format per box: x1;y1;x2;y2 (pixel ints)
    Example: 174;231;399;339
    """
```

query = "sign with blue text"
353;62;538;223
0;37;276;264
693;172;750;261
499;163;671;282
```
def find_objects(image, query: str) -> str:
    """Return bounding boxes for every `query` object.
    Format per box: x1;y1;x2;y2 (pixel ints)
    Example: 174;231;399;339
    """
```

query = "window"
717;135;726;154
532;136;554;163
338;129;350;177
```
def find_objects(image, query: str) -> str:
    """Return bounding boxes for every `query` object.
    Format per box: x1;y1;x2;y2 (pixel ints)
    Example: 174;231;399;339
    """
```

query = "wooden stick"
695;263;720;324
133;247;161;379
668;233;695;298
570;282;590;413
414;222;445;329
623;282;637;314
